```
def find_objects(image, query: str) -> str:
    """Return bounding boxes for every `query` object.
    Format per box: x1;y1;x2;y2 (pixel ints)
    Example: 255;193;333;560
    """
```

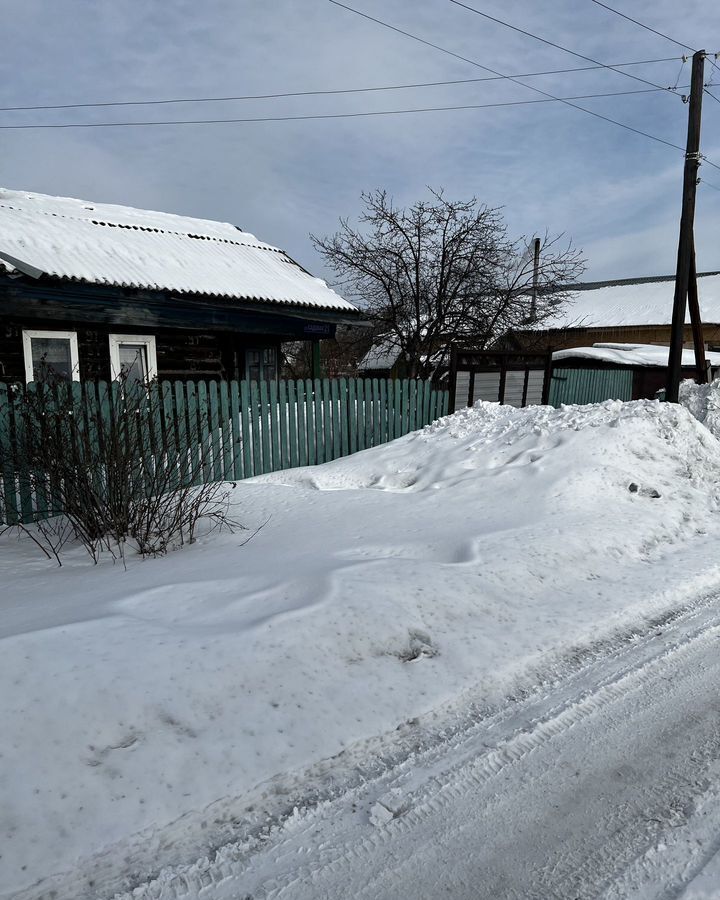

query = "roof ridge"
0;201;288;254
570;271;720;291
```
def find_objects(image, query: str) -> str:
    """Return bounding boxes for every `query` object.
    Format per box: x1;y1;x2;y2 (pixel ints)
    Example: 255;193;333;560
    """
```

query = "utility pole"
666;49;706;402
530;236;541;322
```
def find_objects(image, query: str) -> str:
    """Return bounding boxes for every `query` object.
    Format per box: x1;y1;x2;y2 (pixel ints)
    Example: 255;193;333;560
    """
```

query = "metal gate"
448;349;552;413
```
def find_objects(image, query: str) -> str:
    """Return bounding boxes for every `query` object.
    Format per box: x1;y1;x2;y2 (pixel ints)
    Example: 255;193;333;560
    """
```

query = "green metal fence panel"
548;367;633;407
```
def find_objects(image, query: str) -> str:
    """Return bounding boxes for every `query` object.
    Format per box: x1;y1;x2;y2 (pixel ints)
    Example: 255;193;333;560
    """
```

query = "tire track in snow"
106;591;720;900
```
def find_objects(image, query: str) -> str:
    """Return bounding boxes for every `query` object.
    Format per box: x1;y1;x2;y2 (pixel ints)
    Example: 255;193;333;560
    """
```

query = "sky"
0;0;718;286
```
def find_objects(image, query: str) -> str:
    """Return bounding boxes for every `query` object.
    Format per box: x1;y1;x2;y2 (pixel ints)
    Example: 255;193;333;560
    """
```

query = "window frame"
108;333;158;382
22;329;80;384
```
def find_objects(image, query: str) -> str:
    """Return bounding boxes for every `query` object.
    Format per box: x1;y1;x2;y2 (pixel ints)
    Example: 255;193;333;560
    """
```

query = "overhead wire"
588;0;696;53
448;0;677;94
0;58;683;113
328;0;686;153
0;87;676;130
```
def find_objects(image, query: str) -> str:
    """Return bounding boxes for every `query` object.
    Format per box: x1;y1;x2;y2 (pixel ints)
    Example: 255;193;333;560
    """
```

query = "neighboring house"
0;188;359;385
550;342;720;406
357;336;406;379
511;272;720;353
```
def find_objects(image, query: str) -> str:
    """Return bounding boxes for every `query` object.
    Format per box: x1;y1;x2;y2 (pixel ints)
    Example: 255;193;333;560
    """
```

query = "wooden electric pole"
666;49;706;402
530;236;541;322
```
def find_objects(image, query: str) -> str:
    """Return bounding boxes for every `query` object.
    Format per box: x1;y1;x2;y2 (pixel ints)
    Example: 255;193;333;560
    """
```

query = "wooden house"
0;188;359;385
511;271;720;353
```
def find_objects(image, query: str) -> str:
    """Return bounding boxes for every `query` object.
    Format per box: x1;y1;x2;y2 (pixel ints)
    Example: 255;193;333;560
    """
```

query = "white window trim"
109;334;158;381
22;329;80;384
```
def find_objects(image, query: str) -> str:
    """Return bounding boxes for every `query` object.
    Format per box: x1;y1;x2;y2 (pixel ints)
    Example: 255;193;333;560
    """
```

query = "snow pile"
680;378;720;440
3;399;720;898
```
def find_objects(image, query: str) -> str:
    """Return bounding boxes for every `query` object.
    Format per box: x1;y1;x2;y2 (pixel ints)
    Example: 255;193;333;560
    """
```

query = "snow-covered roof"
358;337;402;371
543;273;720;329
0;188;357;314
553;342;720;368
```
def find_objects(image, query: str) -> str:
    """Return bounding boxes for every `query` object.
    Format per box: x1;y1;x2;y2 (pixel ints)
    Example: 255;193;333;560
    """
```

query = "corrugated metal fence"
0;377;449;526
548;368;634;406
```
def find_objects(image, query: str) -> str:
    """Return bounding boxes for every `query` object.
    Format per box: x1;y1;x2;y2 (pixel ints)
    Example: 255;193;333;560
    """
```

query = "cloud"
0;0;718;284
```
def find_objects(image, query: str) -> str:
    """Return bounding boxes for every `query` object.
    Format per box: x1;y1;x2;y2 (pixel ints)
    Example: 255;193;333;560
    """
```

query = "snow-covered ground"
4;392;720;898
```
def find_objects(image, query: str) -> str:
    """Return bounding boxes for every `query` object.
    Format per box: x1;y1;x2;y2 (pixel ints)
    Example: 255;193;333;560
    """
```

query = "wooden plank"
27;383;48;521
348;378;357;455
259;379;271;474
278;380;289;469
268;379;280;472
219;380;232;481
184;380;201;485
365;380;374;448
15;386;35;523
175;380;190;488
240;380;253;477
208;381;222;483
297;379;309;467
339;379;349;458
422;379;432;426
304;378;315;464
394;379;402;439
0;383;19;525
230;380;243;479
313;378;325;464
355;379;365;451
378;379;388;444
196;380;211;484
441;389;449;416
287;379;299;468
408;379;417;433
329;379;341;461
249;381;263;476
322;378;333;462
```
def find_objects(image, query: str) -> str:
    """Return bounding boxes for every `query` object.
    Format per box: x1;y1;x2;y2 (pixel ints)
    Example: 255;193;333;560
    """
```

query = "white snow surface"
0;188;356;312
553;342;720;368
543;273;720;329
4;394;720;896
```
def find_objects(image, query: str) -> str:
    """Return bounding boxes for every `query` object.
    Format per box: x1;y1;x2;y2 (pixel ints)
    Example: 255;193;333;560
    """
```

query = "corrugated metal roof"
541;273;720;329
0;188;357;314
553;342;720;367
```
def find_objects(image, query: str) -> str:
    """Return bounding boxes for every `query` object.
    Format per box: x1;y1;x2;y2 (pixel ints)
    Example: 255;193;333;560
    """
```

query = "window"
109;334;158;383
22;330;79;384
245;347;277;383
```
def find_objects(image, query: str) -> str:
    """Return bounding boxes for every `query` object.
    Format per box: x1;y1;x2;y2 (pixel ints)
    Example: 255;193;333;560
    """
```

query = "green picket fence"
0;377;449;526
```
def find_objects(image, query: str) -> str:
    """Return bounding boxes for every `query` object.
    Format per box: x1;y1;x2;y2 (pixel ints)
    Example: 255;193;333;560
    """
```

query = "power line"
328;1;686;153
705;89;720;105
0;88;673;130
0;58;683;113
449;0;675;94
701;179;720;191
589;0;696;53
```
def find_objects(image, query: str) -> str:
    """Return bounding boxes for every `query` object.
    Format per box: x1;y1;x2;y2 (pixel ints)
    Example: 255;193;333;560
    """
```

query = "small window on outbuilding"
109;334;158;383
22;329;80;384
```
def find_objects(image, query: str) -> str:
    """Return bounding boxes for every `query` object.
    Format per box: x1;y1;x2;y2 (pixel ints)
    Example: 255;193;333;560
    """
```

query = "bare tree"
312;189;585;378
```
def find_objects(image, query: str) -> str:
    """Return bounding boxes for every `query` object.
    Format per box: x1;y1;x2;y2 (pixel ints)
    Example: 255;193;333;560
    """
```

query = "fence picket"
297;380;309;467
278;380;289;469
0;384;19;525
287;380;299;468
249;381;263;476
259;380;271;474
240;380;252;478
219;380;232;481
229;381;243;480
269;379;281;471
348;378;357;454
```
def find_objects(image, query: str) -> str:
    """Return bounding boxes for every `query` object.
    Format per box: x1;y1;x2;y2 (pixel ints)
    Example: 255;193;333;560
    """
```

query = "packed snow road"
120;593;720;900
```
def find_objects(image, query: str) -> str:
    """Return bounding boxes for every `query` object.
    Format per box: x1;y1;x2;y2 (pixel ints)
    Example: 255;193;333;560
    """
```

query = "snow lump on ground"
3;394;720;898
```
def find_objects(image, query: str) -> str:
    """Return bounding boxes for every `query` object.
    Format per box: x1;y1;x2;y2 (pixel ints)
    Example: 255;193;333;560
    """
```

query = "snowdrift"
3;397;720;898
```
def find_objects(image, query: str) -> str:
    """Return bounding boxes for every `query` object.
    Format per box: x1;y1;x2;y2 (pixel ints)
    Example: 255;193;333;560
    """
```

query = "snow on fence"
0;377;449;526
